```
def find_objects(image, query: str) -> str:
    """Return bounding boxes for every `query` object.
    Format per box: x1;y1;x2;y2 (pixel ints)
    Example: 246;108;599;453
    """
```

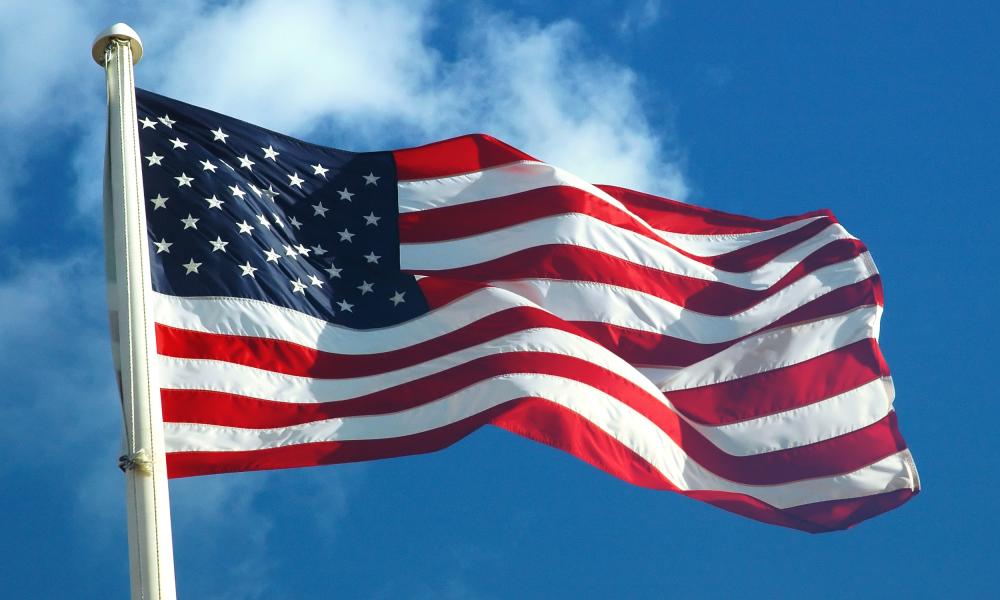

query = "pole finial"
92;23;143;66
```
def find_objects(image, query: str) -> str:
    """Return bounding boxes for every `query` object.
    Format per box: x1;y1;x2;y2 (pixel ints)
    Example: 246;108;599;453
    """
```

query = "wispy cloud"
0;253;114;468
169;474;275;600
0;1;95;221
616;0;665;36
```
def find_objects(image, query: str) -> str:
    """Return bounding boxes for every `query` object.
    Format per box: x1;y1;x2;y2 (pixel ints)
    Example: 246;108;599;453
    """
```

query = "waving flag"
135;88;918;532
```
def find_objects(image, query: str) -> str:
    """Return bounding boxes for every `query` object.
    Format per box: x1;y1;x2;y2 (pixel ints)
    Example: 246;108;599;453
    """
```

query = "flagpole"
93;24;177;600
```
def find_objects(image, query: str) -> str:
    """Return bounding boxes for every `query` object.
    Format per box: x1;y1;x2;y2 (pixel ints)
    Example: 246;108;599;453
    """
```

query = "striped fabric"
142;96;918;532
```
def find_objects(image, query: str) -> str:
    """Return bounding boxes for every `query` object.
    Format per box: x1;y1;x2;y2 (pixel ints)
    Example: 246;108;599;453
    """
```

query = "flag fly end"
92;23;143;66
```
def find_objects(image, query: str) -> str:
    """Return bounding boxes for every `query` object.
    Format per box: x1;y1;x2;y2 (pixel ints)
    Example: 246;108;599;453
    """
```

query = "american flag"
136;89;918;532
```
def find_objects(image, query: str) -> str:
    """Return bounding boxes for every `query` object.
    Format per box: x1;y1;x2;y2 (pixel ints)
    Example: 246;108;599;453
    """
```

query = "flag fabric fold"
134;88;918;532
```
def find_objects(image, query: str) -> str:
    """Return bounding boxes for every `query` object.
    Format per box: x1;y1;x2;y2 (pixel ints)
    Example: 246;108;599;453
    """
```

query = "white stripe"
158;320;893;458
690;377;894;456
152;286;539;354
399;161;632;215
661;305;882;391
161;353;894;461
653;216;828;256
488;253;875;342
164;371;916;509
401;214;855;289
157;326;665;403
638;366;682;387
399;160;830;259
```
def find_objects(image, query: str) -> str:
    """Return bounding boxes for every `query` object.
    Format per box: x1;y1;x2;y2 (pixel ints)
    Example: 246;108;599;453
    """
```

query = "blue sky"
0;1;996;597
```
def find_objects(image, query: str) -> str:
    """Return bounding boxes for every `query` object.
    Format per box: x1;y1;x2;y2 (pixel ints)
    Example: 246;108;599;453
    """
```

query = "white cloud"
130;0;687;198
435;14;686;196
145;0;439;135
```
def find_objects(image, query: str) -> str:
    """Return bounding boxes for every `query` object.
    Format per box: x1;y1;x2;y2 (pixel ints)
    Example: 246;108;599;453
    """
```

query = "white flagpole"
92;24;177;600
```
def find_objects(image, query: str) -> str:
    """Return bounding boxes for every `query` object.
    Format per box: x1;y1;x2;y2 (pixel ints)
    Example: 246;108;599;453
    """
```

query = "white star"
180;214;199;230
239;262;258;278
209;236;229;252
338;229;355;242
288;172;304;188
294;244;311;257
139;117;157;129
324;264;342;278
149;194;168;210
237;220;255;235
312;163;328;177
357;281;374;295
174;172;193;187
249;184;263;198
363;172;380;186
169;137;187;150
265;185;280;200
337;299;354;312
312;202;329;217
229;185;246;199
262;145;280;161
153;238;172;254
264;248;281;263
256;214;271;229
145;152;163;166
338;187;354;201
311;244;327;256
200;159;218;173
159;114;176;128
363;251;380;264
291;278;307;294
363;212;381;226
182;258;202;274
205;195;224;209
308;274;324;288
390;291;406;306
211;127;229;143
272;213;284;228
289;216;303;230
238;154;255;170
283;244;298;259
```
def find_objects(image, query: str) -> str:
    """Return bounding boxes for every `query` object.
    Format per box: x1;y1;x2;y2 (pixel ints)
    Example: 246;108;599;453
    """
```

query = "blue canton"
136;89;428;328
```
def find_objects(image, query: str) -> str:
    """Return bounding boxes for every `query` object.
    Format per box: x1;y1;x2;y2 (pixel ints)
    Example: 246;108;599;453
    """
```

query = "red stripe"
161;342;905;486
393;134;536;180
414;276;488;308
162;352;635;428
399;185;663;243
408;239;869;316
781;487;916;531
167;397;915;533
399;184;836;272
571;277;883;367
157;276;880;388
392;135;838;241
156;275;877;386
156;306;584;378
598;183;837;235
667;339;891;425
686;488;916;533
